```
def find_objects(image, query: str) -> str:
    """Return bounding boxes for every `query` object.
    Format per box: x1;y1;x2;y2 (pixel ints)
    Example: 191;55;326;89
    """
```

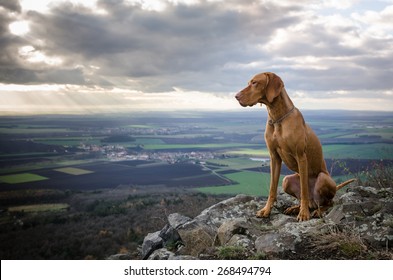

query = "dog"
235;72;355;221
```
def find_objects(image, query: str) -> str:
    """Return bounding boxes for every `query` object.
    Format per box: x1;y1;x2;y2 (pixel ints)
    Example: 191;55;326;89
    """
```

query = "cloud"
3;0;303;90
0;0;21;12
0;0;392;113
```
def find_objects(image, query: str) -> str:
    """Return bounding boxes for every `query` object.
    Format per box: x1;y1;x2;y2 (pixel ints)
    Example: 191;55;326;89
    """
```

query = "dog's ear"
265;72;284;103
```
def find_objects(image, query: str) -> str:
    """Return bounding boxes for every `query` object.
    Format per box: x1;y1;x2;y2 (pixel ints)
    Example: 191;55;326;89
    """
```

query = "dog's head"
235;72;284;107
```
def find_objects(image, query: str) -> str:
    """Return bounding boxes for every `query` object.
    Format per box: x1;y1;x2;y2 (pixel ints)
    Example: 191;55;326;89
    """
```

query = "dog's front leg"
256;155;282;218
297;154;310;221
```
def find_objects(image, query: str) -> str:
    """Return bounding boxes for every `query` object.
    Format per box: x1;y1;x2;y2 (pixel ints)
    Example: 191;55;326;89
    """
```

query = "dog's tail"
336;178;356;191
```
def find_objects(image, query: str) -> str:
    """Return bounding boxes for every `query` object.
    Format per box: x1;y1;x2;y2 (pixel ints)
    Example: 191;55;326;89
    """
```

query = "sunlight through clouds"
8;20;30;36
18;46;63;66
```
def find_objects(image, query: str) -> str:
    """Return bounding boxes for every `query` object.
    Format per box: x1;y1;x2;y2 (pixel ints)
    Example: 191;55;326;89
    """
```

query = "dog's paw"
296;208;310;222
284;205;300;215
256;207;270;218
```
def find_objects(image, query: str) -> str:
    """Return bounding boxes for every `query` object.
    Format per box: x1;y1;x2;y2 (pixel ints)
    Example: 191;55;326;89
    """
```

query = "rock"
168;213;192;229
107;253;132;260
168;254;199;260
325;205;346;223
356;186;379;197
141;231;163;259
227;234;254;251
175;195;263;257
148;248;175;260
140;186;393;259
216;218;248;245
159;224;180;246
255;232;283;254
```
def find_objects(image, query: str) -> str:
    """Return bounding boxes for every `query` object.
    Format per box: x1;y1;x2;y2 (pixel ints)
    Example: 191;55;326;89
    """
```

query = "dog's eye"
251;81;258;86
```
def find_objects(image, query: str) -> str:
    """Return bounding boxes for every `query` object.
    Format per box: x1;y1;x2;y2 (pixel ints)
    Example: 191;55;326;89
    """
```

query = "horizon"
1;107;393;117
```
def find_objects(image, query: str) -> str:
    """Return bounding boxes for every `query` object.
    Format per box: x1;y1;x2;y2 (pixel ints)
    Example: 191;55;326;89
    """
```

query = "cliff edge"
136;185;393;260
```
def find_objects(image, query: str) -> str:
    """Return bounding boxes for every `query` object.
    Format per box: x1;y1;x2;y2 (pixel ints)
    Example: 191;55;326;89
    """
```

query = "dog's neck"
266;88;295;122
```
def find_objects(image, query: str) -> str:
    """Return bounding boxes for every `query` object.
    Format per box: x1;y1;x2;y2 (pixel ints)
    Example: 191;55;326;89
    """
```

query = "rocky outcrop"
141;185;393;259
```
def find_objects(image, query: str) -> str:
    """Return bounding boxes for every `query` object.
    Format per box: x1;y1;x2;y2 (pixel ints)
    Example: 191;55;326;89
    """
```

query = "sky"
0;0;392;114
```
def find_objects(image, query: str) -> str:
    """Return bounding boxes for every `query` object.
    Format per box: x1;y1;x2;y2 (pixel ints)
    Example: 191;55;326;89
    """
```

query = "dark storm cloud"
16;0;301;90
0;0;87;85
0;0;21;12
0;0;27;83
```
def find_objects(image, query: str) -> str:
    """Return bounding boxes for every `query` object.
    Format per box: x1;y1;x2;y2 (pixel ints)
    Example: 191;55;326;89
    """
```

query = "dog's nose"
235;92;241;100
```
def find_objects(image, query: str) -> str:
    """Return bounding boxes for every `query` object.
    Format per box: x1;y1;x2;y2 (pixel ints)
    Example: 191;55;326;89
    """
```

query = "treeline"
0;140;76;154
0;190;227;260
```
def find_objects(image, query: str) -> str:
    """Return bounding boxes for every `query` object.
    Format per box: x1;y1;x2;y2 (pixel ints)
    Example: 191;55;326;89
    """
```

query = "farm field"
0;110;392;260
8;203;70;213
0;161;231;192
197;171;275;196
0;110;392;195
0;173;48;184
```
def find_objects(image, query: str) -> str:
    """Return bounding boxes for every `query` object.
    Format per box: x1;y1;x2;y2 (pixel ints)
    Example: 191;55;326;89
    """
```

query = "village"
78;142;218;164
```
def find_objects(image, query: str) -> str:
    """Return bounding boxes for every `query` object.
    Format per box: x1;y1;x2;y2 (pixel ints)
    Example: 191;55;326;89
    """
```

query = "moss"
339;241;364;258
217;246;246;260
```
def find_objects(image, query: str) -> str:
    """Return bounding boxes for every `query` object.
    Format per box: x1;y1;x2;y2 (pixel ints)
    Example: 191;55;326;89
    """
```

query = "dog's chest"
266;124;286;144
266;125;299;170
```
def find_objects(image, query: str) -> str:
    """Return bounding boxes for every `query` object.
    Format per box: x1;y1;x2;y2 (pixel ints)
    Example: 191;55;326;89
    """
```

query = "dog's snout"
235;92;242;100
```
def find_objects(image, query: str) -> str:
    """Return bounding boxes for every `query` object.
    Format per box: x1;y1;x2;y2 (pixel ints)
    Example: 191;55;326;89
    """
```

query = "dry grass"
307;223;392;260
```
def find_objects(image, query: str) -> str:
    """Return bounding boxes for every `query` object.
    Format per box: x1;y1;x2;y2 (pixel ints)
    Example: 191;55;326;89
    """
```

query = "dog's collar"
268;106;296;126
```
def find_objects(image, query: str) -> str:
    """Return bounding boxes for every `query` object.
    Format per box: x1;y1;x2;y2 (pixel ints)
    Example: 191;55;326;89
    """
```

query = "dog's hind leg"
282;174;302;215
282;174;301;199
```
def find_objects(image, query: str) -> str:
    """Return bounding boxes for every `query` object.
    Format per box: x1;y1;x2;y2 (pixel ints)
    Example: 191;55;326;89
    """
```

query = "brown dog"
235;72;355;221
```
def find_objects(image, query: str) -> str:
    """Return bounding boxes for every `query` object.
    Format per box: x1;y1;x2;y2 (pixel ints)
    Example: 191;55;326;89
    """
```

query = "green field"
134;138;166;145
322;143;393;159
197;171;277;196
0;173;48;184
8;203;70;213
54;167;94;175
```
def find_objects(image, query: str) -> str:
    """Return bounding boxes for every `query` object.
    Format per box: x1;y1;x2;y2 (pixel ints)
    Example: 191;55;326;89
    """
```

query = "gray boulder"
141;185;393;259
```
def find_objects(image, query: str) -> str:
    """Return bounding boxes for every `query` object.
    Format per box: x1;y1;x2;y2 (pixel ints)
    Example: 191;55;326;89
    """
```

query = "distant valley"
1;110;392;259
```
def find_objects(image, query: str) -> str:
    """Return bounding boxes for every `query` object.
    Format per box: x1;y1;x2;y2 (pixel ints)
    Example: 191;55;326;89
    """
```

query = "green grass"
0;173;48;184
197;171;280;196
318;132;353;139
133;138;166;145
54;167;94;175
322;143;393;159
